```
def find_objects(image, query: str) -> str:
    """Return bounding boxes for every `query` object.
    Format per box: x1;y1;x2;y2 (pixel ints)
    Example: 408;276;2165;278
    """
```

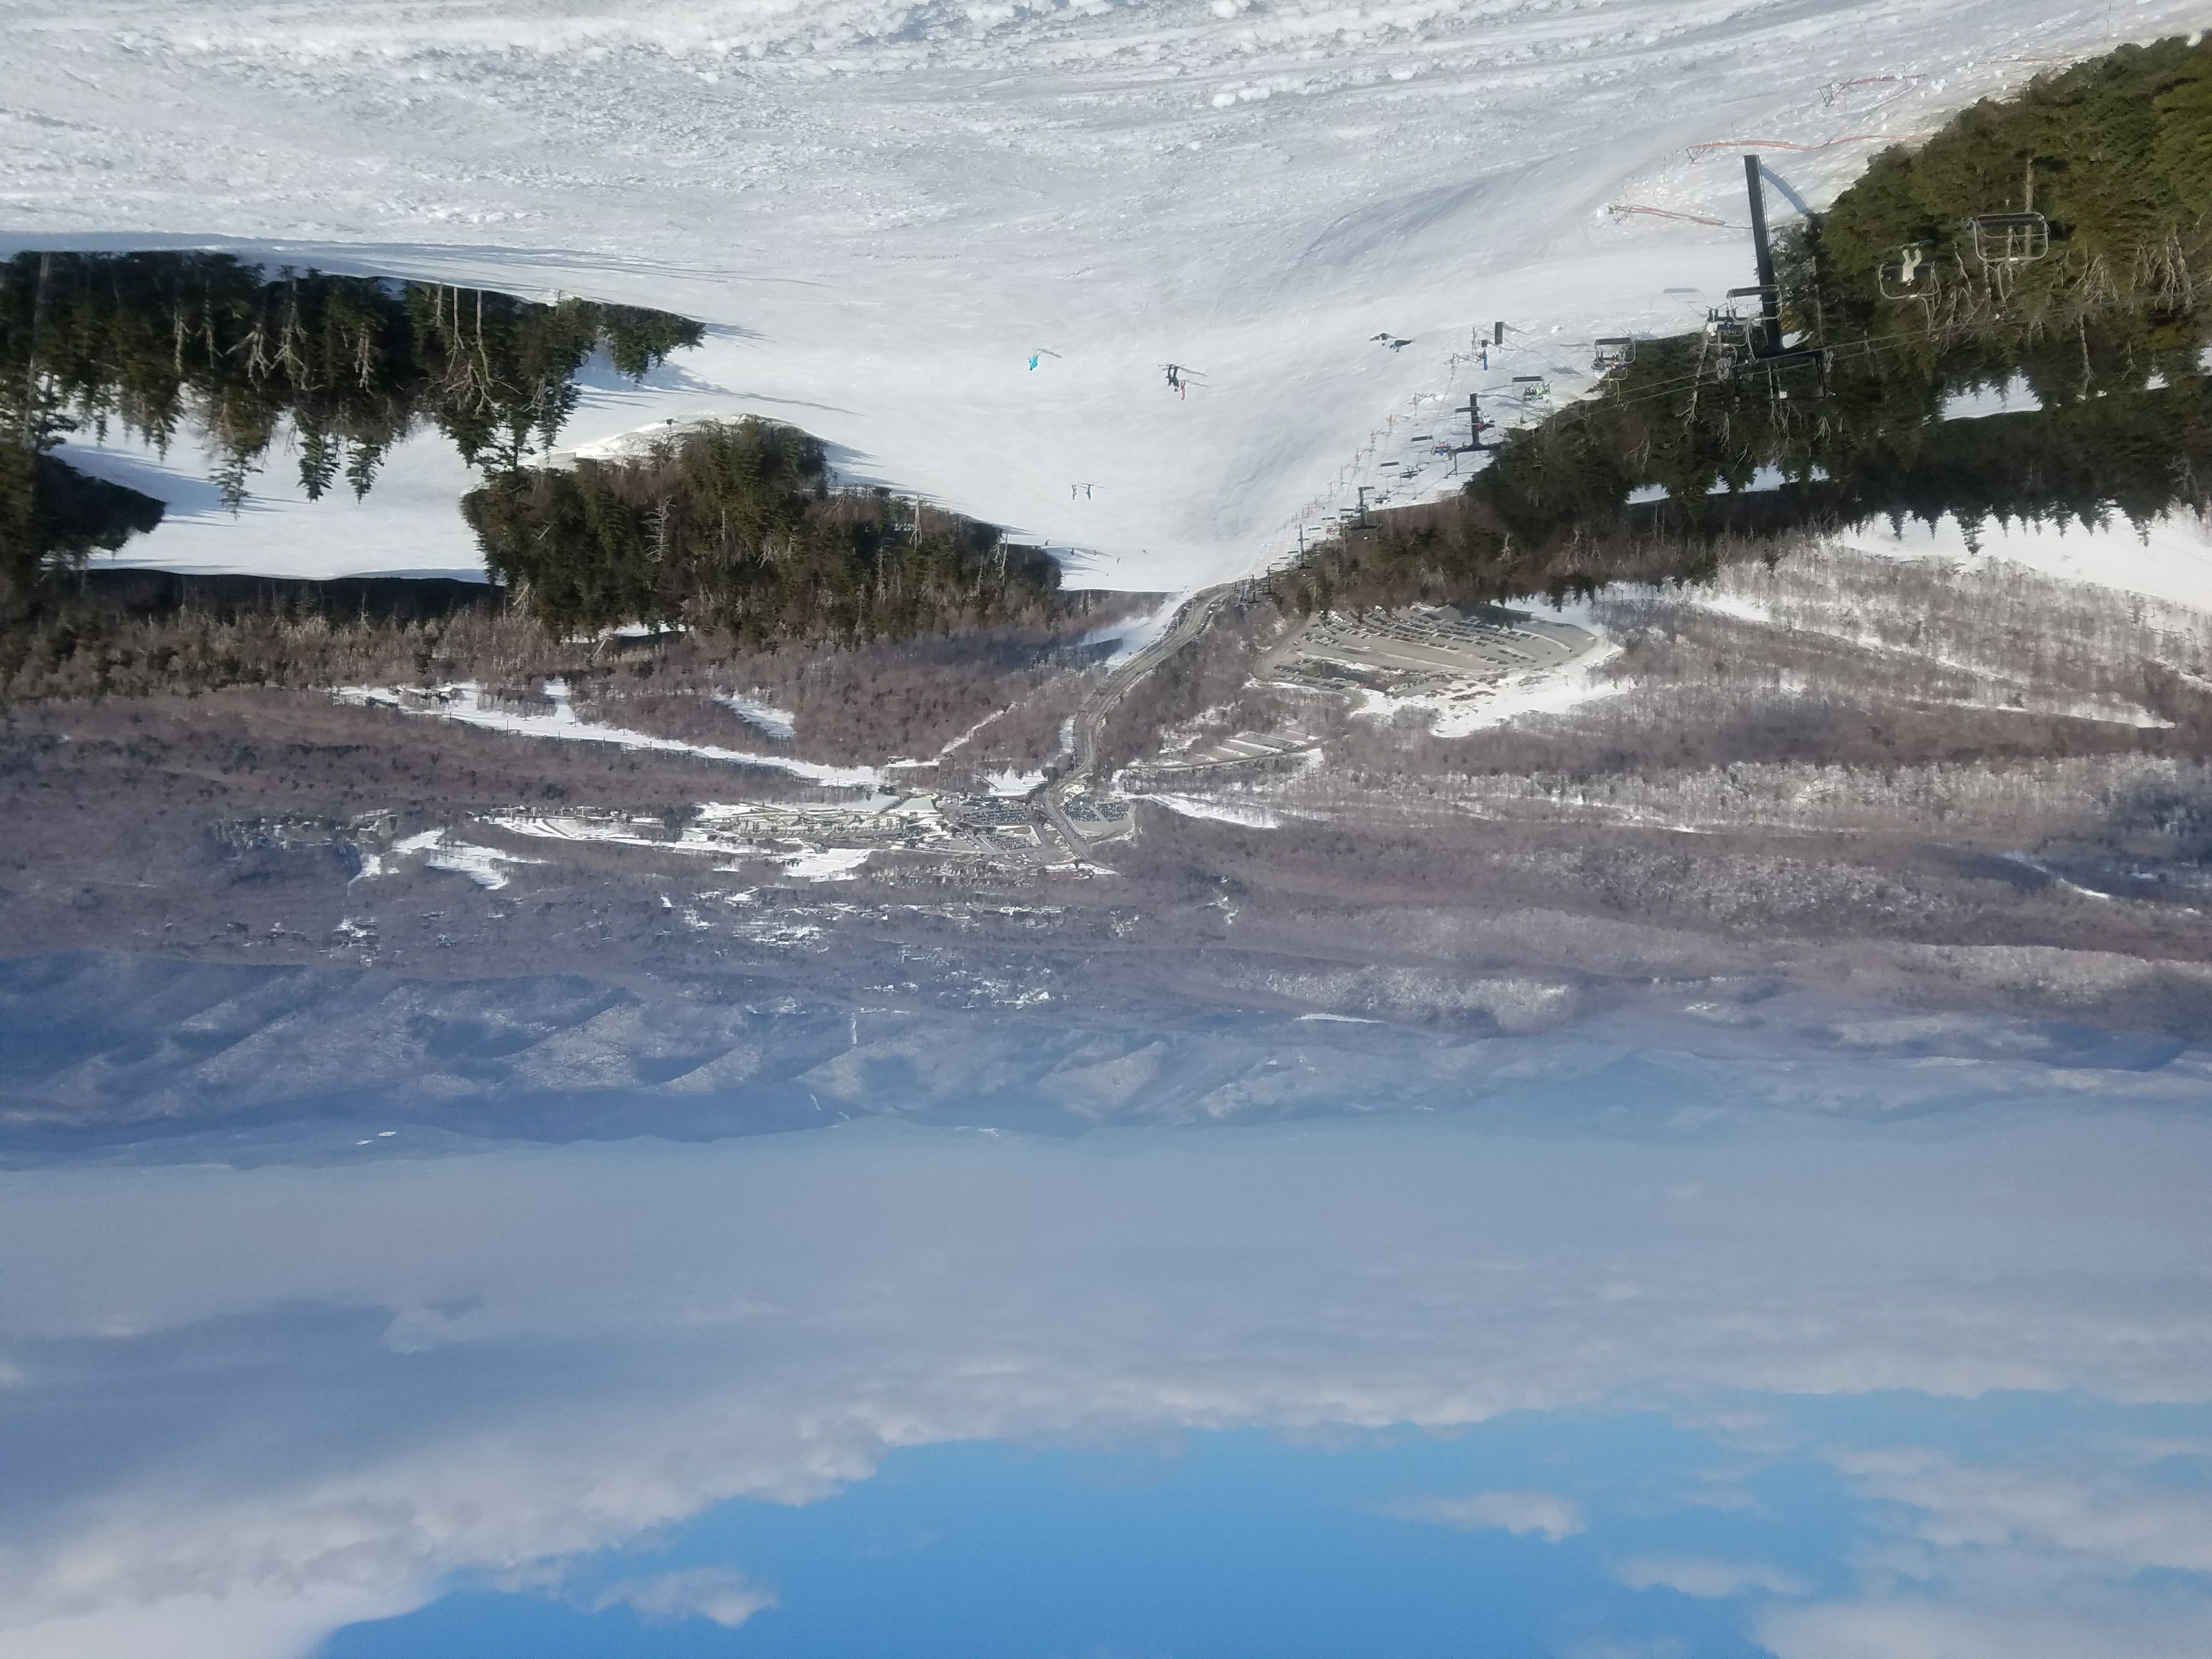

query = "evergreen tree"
465;419;1065;646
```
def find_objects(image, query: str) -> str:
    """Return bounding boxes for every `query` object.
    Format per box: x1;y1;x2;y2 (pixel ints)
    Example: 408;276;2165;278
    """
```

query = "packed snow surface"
4;0;2203;594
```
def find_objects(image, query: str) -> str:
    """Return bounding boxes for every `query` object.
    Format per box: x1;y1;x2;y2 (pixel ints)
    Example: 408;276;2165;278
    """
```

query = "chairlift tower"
1742;155;1784;357
1453;393;1494;454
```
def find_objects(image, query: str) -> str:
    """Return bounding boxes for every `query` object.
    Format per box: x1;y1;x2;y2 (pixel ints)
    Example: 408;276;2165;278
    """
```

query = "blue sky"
320;1393;2212;1659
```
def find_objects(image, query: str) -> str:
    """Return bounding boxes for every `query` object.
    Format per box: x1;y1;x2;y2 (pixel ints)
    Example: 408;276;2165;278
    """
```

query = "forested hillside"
1292;33;2212;614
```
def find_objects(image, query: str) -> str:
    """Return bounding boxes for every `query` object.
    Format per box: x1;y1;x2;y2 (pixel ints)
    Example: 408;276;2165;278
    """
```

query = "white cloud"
0;1587;423;1659
1832;1444;2212;1575
1611;1554;1812;1598
1379;1490;1584;1543
588;1568;775;1628
1757;1599;2212;1659
1;1110;2209;1651
1750;1441;2212;1659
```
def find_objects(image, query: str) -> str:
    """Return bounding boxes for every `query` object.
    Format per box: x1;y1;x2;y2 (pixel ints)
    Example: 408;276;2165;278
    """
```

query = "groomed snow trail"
3;0;2200;590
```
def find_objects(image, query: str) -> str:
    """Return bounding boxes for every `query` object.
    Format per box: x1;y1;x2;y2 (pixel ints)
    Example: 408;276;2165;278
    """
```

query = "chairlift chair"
1593;336;1635;374
1706;309;1754;349
1966;212;2049;265
1705;309;1754;376
1878;244;1931;298
1725;285;1785;356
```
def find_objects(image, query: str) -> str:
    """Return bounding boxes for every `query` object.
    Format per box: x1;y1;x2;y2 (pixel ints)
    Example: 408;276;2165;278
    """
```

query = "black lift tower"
1742;154;1784;356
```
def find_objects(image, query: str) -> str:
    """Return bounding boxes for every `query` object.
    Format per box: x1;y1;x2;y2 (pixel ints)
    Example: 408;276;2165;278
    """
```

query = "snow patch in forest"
1080;595;1182;664
1679;590;1774;626
1143;794;1282;830
423;840;543;890
488;796;951;878
780;848;873;881
356;827;544;889
1938;373;2044;421
933;706;1012;760
334;680;881;784
1625;466;1811;505
713;692;798;743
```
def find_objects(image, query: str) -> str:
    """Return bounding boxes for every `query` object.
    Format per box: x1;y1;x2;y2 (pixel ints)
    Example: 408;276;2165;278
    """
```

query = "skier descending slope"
1164;364;1205;400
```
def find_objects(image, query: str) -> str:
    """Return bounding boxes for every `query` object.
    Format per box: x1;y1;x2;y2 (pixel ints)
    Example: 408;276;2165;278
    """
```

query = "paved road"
1035;586;1233;859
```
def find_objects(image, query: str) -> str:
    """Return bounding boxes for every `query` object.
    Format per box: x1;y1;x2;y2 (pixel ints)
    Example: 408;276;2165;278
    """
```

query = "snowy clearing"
1670;578;2188;730
1143;793;1283;830
7;0;2198;596
362;828;545;890
1079;594;1182;664
50;417;492;582
1345;599;1627;737
486;796;952;881
713;692;799;743
1833;509;2212;615
780;847;874;882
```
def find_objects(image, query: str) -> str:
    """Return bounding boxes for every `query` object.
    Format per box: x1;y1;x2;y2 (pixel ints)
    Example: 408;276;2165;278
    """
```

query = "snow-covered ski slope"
3;0;2201;591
